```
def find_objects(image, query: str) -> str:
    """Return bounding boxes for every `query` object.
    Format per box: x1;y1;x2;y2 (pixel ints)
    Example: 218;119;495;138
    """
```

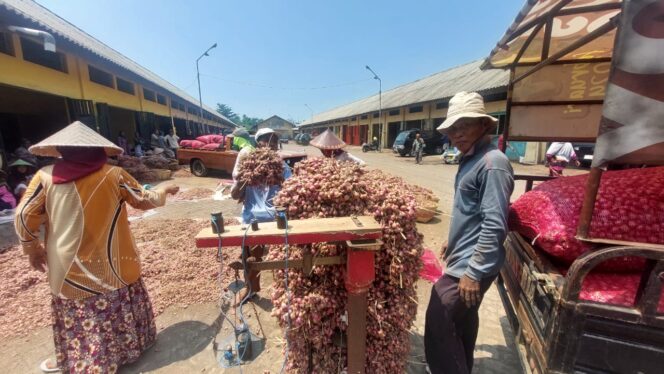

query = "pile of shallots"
237;148;284;187
267;157;424;373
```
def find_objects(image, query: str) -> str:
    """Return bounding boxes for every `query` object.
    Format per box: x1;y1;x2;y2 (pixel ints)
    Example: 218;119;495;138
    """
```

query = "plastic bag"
419;249;443;283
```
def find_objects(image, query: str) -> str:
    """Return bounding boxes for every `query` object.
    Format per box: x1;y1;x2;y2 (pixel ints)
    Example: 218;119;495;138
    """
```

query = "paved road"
2;144;558;373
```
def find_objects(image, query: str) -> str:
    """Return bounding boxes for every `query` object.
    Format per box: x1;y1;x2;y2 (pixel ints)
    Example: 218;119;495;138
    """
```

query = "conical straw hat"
309;129;346;150
29;121;123;157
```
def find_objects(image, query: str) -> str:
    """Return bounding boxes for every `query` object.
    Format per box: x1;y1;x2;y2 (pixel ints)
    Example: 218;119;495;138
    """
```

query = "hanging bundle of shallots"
237;148;284;186
267;157;424;373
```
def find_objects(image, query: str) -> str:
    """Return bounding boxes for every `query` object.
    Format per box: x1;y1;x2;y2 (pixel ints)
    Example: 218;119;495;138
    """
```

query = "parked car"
572;142;594;167
296;133;311;145
392;130;448;157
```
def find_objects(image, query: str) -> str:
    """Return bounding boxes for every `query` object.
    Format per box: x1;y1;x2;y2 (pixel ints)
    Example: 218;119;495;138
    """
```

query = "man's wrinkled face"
446;118;490;154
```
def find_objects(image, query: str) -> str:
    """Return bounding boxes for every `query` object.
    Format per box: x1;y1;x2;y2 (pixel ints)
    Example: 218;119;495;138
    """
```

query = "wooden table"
195;215;383;374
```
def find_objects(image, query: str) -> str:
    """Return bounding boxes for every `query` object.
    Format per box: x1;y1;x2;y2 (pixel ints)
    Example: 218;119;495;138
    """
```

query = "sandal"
39;358;61;373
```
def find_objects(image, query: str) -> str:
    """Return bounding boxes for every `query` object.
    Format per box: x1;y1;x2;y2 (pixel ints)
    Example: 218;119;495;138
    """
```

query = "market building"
256;115;295;139
298;60;547;162
0;0;235;165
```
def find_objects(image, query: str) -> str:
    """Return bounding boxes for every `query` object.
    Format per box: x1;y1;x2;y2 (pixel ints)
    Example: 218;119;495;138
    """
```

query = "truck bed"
177;147;308;177
177;147;238;176
499;232;664;374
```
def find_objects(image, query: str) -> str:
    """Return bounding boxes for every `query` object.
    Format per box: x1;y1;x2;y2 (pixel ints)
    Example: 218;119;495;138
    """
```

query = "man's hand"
459;275;481;308
164;185;180;195
29;251;47;273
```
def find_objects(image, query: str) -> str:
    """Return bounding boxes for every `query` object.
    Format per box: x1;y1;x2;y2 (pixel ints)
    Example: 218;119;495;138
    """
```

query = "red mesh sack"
196;135;224;144
576;272;664;313
201;143;222;150
509;167;664;271
179;139;206;149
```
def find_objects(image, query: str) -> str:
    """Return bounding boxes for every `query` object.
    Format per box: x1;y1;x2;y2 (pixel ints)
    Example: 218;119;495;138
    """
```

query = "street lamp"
196;43;217;132
365;65;382;148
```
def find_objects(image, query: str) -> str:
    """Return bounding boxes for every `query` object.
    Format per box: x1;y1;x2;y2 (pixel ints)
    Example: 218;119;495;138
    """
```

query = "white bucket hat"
255;128;276;141
436;92;498;133
29;121;123;157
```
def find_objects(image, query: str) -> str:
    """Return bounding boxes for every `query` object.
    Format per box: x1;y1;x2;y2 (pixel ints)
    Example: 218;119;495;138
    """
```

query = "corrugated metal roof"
299;59;508;127
1;0;236;126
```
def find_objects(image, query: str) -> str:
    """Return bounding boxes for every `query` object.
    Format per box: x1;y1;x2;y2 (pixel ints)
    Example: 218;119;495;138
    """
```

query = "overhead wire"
200;73;372;91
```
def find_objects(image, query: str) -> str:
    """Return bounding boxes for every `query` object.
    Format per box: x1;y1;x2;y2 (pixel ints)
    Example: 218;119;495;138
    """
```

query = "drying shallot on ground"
267;157;424;373
237;148;284;187
0;218;240;339
171;188;215;201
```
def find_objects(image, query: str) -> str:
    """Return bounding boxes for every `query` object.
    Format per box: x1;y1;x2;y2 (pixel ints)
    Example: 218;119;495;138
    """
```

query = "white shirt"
164;134;180;149
335;151;365;166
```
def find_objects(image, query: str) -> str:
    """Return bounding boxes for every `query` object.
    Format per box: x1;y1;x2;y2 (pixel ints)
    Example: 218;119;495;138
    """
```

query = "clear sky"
37;0;523;123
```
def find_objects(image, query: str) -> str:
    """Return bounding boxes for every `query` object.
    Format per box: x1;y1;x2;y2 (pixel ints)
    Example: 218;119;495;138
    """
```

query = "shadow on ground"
121;312;226;373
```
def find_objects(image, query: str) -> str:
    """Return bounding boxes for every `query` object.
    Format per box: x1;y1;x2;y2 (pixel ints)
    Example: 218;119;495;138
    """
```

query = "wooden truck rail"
499;232;664;374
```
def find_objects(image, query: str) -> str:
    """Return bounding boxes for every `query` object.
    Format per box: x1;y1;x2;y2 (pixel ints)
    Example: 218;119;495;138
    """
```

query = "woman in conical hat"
309;129;365;165
14;121;180;373
7;158;36;200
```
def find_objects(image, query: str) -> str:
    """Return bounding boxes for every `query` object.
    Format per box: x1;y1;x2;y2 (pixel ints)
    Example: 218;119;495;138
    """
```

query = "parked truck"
178;147;307;177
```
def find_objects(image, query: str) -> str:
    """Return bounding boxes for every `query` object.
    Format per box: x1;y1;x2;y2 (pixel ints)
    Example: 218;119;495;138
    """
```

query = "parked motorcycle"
362;142;379;153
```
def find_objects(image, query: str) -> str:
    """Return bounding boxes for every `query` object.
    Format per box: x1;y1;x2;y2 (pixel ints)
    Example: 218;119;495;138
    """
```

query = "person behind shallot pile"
14;121;179;373
310;129;366;165
425;91;514;374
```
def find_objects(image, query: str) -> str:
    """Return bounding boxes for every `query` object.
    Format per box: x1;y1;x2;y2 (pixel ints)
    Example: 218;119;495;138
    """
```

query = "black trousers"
424;274;496;374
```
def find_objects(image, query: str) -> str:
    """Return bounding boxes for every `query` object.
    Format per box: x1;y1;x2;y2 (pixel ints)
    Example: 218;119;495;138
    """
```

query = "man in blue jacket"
425;92;514;374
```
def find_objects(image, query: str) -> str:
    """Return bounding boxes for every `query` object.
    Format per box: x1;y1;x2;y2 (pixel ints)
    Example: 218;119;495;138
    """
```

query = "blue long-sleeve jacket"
444;138;514;281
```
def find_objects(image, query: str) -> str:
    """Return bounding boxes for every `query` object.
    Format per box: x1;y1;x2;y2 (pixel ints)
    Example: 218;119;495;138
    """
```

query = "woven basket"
416;207;436;223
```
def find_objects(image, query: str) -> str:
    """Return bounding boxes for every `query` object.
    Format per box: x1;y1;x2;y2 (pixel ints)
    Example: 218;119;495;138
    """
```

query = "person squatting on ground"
425;92;514;374
14;121;179;373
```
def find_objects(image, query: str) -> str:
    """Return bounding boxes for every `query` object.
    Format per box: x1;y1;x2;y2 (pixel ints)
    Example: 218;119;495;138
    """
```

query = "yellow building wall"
404;103;429;121
0;33;204;123
0;34;82;99
76;58;144;112
486;100;507;114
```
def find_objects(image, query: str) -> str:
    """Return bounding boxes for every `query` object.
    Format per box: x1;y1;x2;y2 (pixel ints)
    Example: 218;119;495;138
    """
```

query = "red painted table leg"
347;290;368;374
345;249;376;374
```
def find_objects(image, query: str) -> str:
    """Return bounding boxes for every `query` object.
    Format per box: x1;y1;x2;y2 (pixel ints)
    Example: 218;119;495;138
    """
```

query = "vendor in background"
231;128;255;152
133;131;145;157
0;170;16;212
230;127;292;305
164;129;180;158
427;92;514;374
14;121;179;373
8;159;36;200
117;131;130;155
546;141;579;177
13;138;39;166
310;129;366;165
150;129;174;158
